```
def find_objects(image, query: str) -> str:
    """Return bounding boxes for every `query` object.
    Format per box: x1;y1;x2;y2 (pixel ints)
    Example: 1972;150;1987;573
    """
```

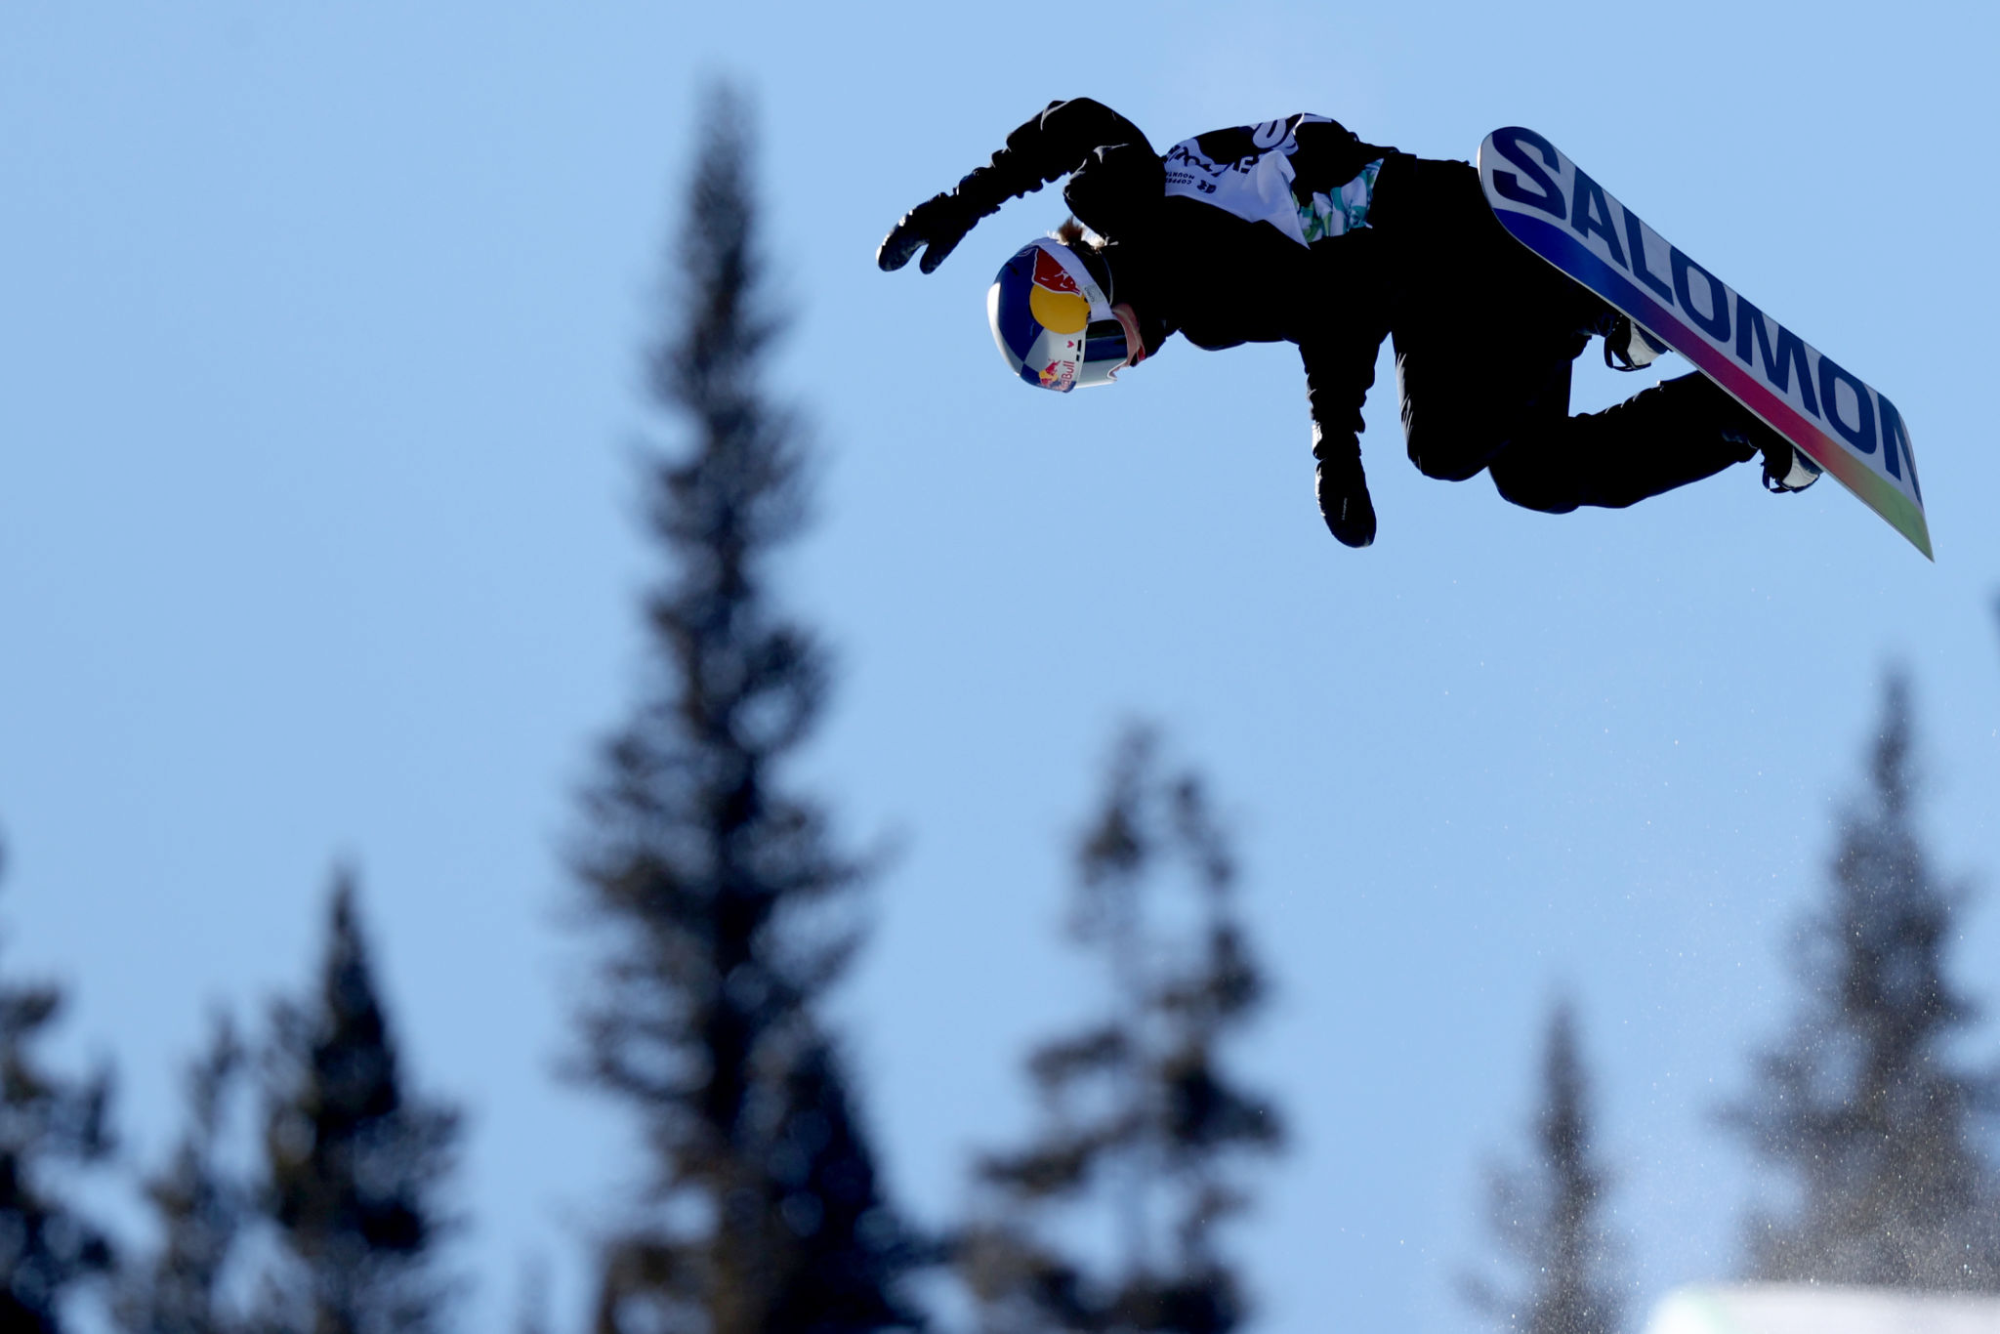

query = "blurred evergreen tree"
116;1012;248;1334
1725;673;2000;1289
1461;999;1623;1334
512;1259;554;1334
0;842;115;1334
958;727;1282;1334
571;83;919;1334
257;874;461;1334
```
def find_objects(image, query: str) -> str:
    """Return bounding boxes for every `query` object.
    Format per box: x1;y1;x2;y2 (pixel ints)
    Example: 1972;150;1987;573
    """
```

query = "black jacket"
953;98;1428;465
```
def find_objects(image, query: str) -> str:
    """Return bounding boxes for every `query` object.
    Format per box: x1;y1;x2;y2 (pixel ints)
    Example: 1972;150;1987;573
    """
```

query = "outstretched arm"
1301;328;1390;548
877;98;1155;273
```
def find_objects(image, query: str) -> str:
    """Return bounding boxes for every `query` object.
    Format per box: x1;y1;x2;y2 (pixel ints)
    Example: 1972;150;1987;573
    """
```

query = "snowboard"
1477;128;1931;560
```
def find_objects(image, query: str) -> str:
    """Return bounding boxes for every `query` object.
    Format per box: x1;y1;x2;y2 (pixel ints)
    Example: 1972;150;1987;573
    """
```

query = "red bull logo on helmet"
1028;246;1092;335
1031;247;1082;295
989;238;1123;394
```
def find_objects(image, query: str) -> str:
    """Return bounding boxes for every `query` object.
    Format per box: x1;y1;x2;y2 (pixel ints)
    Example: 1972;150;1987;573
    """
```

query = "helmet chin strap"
1110;302;1146;373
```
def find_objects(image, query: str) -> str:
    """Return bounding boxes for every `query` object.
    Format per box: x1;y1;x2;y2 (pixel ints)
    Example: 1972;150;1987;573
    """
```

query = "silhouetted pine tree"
572;84;918;1334
116;1012;248;1334
257;874;461;1334
1462;999;1623;1334
1725;673;2000;1289
959;727;1281;1334
0;843;115;1334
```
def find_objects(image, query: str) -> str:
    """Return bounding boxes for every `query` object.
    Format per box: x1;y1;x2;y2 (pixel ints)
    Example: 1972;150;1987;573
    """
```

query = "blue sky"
3;3;1998;1331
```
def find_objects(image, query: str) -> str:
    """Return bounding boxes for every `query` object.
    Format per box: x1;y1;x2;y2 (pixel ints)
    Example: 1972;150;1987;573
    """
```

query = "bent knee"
1404;418;1504;483
1487;453;1582;514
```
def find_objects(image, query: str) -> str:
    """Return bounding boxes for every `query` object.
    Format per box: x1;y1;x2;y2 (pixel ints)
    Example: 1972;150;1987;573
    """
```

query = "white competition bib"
1161;116;1382;248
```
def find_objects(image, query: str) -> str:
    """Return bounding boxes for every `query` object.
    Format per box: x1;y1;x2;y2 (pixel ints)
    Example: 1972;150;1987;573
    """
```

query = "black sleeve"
1286;118;1400;198
1301;321;1390;466
953;98;1157;214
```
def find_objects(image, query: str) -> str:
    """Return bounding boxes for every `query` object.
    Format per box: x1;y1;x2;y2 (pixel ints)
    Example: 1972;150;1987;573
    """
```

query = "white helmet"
986;238;1136;392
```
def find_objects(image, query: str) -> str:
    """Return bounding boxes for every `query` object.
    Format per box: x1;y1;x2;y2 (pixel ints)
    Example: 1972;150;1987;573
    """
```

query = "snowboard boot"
1657;372;1821;495
1716;408;1822;493
1603;314;1669;371
1751;436;1823;493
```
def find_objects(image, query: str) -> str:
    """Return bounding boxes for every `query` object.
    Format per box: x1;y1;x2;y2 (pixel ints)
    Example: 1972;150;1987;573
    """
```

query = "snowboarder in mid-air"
877;99;1820;548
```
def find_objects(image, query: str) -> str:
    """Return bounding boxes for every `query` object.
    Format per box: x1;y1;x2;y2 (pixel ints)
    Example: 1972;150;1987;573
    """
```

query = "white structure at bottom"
1645;1285;2000;1334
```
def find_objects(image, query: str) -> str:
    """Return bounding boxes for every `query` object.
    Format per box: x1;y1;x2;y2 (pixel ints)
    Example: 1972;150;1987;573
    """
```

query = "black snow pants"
1382;159;1756;513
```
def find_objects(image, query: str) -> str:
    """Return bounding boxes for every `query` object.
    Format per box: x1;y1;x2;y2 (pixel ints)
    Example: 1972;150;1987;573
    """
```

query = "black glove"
877;192;981;274
1314;448;1376;548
